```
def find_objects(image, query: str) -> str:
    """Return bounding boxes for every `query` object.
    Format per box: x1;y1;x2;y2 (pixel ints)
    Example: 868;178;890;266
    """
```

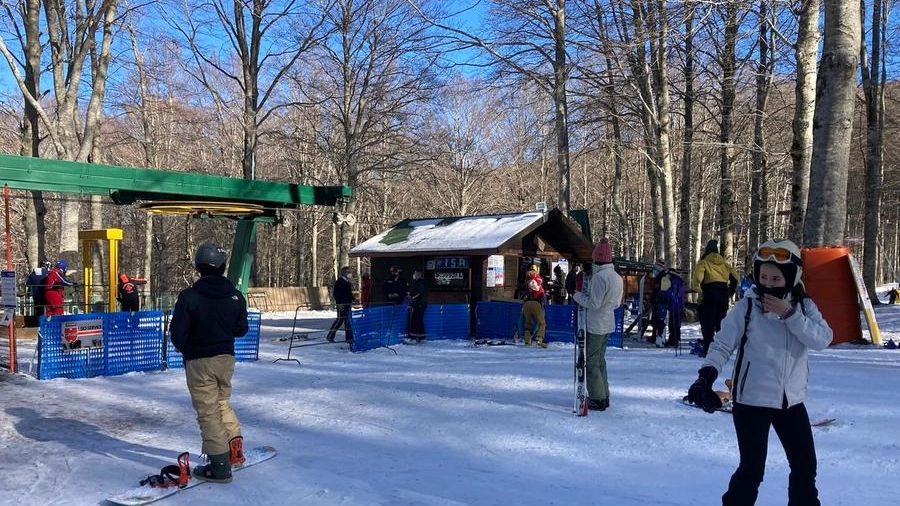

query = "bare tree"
616;0;677;263
0;0;120;265
803;0;860;246
860;0;886;303
748;0;775;253
788;0;819;243
678;0;697;271
0;0;47;268
300;0;443;268
165;0;329;181
410;0;575;216
418;75;504;215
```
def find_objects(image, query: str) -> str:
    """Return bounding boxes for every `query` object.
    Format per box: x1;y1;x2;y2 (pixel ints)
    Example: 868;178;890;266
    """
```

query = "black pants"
722;402;820;506
700;284;730;355
408;306;426;341
26;295;45;327
326;304;353;342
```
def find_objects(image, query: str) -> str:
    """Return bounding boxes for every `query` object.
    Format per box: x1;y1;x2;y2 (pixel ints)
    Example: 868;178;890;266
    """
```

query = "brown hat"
592;238;613;263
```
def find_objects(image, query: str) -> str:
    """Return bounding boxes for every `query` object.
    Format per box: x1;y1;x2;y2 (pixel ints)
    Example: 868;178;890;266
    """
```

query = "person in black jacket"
407;269;428;342
383;265;408;304
326;266;355;346
25;261;50;327
170;243;249;484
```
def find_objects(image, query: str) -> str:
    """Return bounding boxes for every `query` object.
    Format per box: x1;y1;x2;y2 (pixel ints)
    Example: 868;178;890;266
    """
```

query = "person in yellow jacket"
691;239;739;357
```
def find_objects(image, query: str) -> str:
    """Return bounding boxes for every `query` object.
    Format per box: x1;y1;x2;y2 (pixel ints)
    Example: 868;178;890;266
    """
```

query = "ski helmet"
753;239;803;288
194;243;227;269
56;259;68;271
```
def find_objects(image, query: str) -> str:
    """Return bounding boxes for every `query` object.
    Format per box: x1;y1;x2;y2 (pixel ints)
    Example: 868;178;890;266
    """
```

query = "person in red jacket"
517;269;547;347
360;271;372;307
43;260;76;316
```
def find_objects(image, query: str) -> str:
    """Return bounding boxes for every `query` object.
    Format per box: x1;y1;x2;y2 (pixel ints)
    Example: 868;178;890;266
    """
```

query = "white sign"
62;318;105;351
1;271;15;309
486;255;505;287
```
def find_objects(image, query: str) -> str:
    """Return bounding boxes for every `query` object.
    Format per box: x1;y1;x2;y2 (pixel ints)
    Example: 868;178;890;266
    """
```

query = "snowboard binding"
230;436;245;466
139;451;190;488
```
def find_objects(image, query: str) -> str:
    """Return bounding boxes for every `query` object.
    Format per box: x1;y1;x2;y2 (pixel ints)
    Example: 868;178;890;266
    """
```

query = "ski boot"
193;452;232;483
229;436;245;466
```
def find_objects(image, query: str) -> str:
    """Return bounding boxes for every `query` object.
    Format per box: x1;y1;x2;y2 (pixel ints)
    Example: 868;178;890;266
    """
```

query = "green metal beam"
0;154;352;208
0;154;352;295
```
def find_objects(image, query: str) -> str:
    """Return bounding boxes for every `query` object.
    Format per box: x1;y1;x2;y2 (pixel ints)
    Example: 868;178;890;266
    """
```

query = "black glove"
687;366;723;413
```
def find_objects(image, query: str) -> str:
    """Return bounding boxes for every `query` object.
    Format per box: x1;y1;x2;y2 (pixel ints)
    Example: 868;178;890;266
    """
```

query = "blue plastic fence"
36;310;261;379
165;311;261;369
350;303;470;352
474;301;623;346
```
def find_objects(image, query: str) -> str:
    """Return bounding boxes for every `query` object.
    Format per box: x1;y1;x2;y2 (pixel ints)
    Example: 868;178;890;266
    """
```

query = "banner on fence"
62;318;104;351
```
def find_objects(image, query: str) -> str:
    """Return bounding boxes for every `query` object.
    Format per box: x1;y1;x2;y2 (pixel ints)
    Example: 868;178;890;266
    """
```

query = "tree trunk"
551;0;571;217
749;0;773;254
861;0;885;303
789;0;820;243
717;2;738;261
803;0;860;246
19;0;46;268
678;0;696;272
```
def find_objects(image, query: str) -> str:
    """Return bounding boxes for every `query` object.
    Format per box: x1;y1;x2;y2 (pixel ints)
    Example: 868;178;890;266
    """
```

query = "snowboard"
682;399;839;427
573;270;589;416
473;339;515;346
107;445;277;506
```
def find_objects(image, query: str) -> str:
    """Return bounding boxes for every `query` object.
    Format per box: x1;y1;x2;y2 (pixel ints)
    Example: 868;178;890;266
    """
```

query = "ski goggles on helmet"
755;246;802;266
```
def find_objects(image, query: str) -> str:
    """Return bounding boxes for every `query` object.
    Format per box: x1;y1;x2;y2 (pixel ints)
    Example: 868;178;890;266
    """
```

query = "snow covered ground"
1;294;899;506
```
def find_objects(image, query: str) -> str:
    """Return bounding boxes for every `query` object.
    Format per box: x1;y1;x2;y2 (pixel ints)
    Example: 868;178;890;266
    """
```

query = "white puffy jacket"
703;289;833;409
572;263;623;335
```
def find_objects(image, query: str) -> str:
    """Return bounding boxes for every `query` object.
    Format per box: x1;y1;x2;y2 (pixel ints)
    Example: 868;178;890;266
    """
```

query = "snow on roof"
351;212;545;255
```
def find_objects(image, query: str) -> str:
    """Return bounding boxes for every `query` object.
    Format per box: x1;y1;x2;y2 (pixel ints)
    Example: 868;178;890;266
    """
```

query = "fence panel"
37;311;164;380
165;310;261;369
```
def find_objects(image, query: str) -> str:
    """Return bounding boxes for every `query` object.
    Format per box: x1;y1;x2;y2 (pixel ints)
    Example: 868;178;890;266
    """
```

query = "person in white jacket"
687;239;833;506
572;237;623;411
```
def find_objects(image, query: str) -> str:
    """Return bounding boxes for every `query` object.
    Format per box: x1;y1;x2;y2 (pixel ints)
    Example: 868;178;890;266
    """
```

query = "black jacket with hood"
170;275;249;361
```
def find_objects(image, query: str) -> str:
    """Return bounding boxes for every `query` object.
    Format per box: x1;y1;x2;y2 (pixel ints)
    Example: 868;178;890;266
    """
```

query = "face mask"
757;285;789;300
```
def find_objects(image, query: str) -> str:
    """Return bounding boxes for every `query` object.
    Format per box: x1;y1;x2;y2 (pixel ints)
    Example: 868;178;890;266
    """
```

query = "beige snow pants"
185;354;241;455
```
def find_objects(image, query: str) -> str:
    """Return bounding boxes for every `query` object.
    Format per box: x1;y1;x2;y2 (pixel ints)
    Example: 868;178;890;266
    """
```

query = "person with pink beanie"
571;238;624;411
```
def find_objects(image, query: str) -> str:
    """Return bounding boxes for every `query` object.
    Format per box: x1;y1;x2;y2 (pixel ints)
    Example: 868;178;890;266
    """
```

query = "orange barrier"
801;246;861;345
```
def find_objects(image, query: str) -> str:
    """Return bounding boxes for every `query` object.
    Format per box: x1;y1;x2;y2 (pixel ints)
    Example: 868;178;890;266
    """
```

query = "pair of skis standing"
573;268;591;416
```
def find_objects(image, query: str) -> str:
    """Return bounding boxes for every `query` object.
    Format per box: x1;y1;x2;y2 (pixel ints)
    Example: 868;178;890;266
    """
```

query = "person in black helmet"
170;243;249;484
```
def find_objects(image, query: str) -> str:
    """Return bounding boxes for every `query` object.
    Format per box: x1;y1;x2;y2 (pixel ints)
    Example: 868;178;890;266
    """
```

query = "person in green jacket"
691;239;739;357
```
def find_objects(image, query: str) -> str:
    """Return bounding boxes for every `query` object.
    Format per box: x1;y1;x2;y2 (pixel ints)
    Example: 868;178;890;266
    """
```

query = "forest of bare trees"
0;0;897;304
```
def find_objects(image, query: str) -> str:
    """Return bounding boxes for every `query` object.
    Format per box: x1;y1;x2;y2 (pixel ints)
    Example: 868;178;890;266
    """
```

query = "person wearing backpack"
686;239;833;505
517;268;547;347
25;261;50;326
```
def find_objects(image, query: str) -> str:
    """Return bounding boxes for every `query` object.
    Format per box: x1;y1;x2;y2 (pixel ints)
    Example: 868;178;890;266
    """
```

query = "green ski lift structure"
0;154;352;292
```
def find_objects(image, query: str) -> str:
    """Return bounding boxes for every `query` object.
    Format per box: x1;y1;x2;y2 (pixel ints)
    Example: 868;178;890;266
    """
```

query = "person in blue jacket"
687;239;833;505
